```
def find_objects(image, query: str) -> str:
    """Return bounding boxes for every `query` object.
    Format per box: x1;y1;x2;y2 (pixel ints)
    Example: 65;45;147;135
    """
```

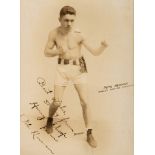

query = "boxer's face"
59;14;76;30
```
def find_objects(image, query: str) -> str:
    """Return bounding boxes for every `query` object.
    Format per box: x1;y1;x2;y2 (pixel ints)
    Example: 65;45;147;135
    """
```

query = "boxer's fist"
58;46;66;56
101;41;108;48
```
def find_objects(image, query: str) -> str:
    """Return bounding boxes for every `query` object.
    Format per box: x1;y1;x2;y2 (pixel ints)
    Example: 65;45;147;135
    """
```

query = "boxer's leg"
74;83;97;148
46;85;66;134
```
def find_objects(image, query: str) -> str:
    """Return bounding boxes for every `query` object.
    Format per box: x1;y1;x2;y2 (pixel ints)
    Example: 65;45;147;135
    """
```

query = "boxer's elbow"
44;48;51;57
90;50;100;56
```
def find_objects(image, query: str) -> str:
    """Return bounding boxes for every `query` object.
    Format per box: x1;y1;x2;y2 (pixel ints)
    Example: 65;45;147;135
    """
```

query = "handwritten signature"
21;77;84;154
98;82;133;93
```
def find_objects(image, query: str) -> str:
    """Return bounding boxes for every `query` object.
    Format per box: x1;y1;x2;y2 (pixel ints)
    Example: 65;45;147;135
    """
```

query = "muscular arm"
44;31;60;57
81;35;108;56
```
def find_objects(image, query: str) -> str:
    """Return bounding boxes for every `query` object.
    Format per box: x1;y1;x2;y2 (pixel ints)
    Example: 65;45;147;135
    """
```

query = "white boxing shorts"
54;64;88;86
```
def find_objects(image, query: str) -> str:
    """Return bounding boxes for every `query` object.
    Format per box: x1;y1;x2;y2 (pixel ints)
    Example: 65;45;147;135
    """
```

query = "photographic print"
21;0;133;155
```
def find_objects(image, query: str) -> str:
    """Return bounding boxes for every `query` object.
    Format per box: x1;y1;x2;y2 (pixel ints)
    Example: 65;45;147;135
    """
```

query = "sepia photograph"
21;0;133;155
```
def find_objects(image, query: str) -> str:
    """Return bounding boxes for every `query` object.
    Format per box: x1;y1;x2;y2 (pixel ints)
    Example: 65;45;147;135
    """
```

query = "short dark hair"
60;6;76;17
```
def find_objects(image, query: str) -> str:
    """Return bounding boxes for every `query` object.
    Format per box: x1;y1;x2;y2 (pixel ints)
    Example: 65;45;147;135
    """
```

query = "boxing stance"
44;6;108;148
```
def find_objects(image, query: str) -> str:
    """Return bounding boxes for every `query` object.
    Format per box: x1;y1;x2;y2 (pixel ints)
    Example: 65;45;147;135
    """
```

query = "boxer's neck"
59;26;73;35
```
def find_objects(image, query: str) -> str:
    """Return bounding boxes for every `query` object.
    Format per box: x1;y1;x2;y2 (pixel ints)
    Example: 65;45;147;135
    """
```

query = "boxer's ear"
59;16;62;22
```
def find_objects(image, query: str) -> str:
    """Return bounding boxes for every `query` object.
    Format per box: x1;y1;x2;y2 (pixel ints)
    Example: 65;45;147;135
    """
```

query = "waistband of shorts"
58;56;84;65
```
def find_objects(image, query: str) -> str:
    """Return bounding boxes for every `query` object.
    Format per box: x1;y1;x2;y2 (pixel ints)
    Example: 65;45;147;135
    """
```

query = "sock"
47;117;53;125
87;129;92;134
48;117;53;121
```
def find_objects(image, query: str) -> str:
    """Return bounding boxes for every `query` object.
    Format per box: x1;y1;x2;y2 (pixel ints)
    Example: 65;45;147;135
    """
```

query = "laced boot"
46;117;53;134
87;129;97;148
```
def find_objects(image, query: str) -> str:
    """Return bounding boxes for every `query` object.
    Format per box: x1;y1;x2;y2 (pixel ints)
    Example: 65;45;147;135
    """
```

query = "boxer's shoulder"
49;28;58;37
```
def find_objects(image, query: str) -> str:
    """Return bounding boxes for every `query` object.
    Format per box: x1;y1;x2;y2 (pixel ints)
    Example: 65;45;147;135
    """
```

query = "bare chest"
55;33;81;50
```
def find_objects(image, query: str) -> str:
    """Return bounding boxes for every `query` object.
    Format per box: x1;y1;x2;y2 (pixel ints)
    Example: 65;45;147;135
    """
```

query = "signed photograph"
21;0;133;155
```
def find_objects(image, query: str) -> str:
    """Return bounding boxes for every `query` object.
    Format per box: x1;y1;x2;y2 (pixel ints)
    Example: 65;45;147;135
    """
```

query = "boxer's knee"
52;98;62;108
